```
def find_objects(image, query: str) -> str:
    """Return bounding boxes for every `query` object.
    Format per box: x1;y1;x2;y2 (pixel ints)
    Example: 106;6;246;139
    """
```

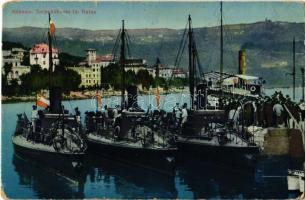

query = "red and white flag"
36;95;50;109
155;87;160;109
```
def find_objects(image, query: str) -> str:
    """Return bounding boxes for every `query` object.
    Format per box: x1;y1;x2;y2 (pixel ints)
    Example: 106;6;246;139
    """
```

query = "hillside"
3;20;305;87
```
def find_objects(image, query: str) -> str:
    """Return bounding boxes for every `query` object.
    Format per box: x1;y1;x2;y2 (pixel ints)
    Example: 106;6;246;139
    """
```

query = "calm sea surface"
1;90;303;199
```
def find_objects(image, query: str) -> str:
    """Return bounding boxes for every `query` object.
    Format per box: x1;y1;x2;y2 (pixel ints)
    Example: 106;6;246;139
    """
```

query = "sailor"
31;105;38;132
228;106;240;129
173;103;181;123
208;78;212;88
181;103;188;126
244;102;254;126
103;105;109;118
74;107;81;124
113;105;119;119
298;100;305;121
273;101;284;127
146;104;153;116
263;97;273;127
102;105;109;129
252;101;257;125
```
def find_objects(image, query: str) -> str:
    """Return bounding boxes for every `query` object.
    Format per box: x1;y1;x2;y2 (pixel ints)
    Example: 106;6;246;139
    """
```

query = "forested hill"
3;20;305;87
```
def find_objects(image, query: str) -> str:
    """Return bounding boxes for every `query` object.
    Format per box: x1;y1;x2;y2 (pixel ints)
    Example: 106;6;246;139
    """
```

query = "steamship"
84;20;177;174
200;50;265;109
13;14;87;160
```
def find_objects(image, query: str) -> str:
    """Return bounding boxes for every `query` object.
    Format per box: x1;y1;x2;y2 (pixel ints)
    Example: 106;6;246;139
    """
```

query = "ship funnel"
49;87;62;113
127;85;138;109
239;49;246;75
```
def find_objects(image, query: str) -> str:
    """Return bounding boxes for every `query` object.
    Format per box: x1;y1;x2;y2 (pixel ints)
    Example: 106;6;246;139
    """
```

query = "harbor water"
1;90;303;199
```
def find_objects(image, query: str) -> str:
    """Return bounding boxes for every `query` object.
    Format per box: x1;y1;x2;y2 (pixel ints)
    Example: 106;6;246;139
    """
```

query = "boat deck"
12;135;83;155
87;133;174;150
177;133;255;148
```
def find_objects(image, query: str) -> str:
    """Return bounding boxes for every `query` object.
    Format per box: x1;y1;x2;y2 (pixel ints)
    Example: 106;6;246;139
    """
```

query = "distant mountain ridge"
3;20;305;87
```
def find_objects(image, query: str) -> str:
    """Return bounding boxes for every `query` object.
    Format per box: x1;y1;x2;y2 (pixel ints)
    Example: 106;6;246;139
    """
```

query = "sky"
2;1;305;30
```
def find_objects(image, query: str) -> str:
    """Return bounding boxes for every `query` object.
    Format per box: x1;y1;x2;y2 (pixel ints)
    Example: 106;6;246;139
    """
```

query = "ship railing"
283;104;305;150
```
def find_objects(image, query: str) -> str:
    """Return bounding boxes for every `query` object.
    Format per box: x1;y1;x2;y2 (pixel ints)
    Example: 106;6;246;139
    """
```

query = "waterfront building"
68;49;114;88
29;43;59;70
148;63;187;80
124;58;147;73
2;47;30;85
6;66;31;84
172;69;186;78
12;48;27;62
2;57;21;68
68;66;100;88
86;49;114;68
2;47;27;67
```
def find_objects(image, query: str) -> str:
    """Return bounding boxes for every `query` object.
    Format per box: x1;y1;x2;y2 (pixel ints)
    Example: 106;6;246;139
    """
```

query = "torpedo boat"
12;14;87;160
84;20;177;174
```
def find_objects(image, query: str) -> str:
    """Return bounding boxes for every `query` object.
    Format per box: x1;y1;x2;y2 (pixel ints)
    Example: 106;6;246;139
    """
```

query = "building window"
43;54;46;58
43;61;45;65
93;69;95;72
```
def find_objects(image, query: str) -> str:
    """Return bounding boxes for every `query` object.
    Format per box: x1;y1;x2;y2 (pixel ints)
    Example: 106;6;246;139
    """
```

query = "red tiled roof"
173;69;186;74
30;43;59;54
96;54;114;62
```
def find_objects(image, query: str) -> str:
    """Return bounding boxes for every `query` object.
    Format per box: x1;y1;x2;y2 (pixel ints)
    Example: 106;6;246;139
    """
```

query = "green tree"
101;63;122;90
136;69;154;90
3;63;12;85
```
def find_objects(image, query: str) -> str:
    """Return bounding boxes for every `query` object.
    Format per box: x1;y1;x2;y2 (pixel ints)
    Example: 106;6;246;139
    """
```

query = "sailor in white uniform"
31;105;38;132
181;103;188;126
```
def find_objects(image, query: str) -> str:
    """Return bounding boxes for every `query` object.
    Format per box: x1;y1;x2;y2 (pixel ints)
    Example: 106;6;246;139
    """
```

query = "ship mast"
301;67;304;101
120;20;126;109
293;36;296;100
220;1;224;87
188;15;195;110
48;13;53;89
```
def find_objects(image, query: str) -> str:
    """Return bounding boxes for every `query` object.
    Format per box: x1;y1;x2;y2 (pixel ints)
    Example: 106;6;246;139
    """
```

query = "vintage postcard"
1;0;305;199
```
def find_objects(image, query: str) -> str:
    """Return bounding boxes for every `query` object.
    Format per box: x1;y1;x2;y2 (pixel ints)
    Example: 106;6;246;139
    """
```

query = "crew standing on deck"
173;103;181;124
273;101;284;127
32;105;38;132
181;103;188;126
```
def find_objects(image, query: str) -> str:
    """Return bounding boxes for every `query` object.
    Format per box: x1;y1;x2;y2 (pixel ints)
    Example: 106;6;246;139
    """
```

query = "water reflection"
84;155;178;198
11;149;301;198
13;152;86;198
176;158;257;199
12;152;178;198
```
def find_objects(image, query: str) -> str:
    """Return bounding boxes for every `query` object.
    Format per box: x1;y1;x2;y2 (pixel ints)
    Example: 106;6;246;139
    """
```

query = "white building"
12;48;26;61
86;49;114;68
68;66;101;87
68;49;114;88
2;58;21;68
172;69;186;78
6;66;31;84
86;48;97;65
2;47;31;85
29;43;59;70
148;63;186;79
124;58;147;73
